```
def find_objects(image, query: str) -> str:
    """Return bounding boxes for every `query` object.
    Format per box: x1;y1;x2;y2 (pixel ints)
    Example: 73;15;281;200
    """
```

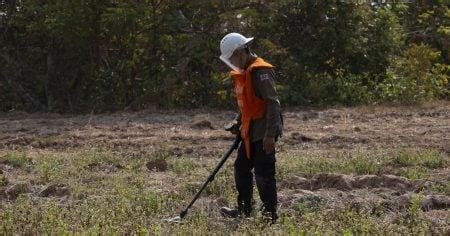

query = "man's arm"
252;68;283;152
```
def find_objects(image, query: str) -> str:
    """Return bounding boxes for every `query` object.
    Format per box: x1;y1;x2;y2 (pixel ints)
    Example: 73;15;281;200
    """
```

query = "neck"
244;54;257;69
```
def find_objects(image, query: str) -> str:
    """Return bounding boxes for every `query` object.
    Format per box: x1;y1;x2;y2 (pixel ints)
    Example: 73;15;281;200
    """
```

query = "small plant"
36;156;64;182
393;149;444;169
393;150;420;166
204;171;234;198
4;152;30;168
293;195;326;215
397;167;428;180
169;157;199;175
429;182;450;195
404;193;430;233
0;174;7;186
350;155;381;175
420;150;444;169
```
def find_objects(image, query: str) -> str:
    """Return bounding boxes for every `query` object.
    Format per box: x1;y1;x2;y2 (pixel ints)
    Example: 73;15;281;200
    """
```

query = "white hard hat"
219;33;254;72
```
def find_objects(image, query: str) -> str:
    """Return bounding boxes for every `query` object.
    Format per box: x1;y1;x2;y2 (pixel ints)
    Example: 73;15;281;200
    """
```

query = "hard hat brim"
244;37;254;45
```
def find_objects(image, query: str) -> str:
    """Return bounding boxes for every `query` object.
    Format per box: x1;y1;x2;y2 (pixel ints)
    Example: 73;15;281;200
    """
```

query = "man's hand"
230;126;240;135
225;122;240;135
263;137;275;154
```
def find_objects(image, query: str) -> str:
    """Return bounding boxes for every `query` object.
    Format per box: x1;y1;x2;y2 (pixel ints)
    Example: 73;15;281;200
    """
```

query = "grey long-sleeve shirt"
235;67;283;142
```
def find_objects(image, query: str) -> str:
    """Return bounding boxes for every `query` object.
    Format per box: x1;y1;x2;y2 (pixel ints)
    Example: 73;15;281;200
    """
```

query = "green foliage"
378;44;448;104
35;155;65;182
169;157;198;175
403;193;429;233
393;149;445;169
292;195;327;215
396;167;429;180
0;174;7;186
429;182;450;195
0;1;448;111
277;150;383;176
0;146;446;234
4;152;31;168
328;74;375;106
349;154;380;175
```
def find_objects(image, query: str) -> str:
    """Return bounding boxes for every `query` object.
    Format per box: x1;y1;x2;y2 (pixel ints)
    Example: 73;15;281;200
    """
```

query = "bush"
378;44;448;104
333;74;376;106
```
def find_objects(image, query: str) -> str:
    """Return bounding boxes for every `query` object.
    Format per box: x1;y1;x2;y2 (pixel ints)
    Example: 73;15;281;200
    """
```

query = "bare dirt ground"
1;102;448;154
0;101;449;233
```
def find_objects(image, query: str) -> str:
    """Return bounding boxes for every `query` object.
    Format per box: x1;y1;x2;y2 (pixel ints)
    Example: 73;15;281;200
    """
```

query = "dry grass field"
0;102;449;234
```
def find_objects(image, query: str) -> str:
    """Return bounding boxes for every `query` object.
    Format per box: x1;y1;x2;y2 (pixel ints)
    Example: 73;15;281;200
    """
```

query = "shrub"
378;44;448;104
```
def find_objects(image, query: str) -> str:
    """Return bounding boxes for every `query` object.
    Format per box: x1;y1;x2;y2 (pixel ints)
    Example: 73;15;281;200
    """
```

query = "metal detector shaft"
178;135;241;219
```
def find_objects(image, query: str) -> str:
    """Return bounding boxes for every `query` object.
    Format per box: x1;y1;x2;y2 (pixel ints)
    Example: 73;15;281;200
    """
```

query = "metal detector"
165;134;241;223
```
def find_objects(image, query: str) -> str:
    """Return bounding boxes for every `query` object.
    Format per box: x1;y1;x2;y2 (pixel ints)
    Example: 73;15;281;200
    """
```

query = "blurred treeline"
0;0;448;112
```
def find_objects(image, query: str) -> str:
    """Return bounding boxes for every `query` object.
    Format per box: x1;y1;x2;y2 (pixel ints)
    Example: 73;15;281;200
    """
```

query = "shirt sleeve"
252;68;283;139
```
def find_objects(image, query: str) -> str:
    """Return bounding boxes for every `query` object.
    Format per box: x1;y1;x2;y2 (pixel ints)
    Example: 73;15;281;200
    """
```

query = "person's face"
229;48;247;69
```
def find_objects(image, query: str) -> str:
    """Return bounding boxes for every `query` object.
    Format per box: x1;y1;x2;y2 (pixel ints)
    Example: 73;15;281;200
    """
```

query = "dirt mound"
421;195;450;211
352;174;416;191
38;183;70;197
5;183;31;200
190;120;215;130
290;133;314;142
189;197;230;214
278;173;450;214
279;188;450;215
281;173;424;192
319;135;360;144
312;173;354;190
146;159;168;172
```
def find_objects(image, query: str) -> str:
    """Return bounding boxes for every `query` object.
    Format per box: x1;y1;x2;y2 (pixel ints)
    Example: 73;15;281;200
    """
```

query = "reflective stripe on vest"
230;57;274;158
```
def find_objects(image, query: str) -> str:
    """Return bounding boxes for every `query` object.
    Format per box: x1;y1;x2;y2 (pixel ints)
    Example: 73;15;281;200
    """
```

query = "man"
218;33;283;223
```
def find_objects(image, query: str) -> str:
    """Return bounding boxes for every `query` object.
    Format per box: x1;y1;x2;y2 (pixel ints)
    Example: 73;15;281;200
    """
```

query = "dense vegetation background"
0;0;448;112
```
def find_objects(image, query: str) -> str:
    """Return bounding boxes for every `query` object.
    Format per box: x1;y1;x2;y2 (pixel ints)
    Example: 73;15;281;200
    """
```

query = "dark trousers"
234;140;277;216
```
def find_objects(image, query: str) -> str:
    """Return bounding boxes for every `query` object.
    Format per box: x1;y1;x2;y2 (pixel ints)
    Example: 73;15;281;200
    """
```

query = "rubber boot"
219;207;240;218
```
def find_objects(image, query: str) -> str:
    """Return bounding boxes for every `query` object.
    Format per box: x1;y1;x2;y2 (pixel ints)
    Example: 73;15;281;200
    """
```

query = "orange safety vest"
230;57;274;159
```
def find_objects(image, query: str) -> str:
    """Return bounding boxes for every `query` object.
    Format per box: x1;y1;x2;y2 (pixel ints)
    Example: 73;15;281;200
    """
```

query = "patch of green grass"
73;148;123;171
35;154;65;182
288;205;435;234
0;186;166;234
349;154;381;175
292;194;327;215
0;174;7;186
277;150;385;177
400;193;430;233
429;182;450;195
1;145;446;234
420;150;445;169
393;149;444;169
395;167;429;179
203;167;235;198
4;151;31;168
151;147;172;160
169;157;200;175
277;148;446;181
